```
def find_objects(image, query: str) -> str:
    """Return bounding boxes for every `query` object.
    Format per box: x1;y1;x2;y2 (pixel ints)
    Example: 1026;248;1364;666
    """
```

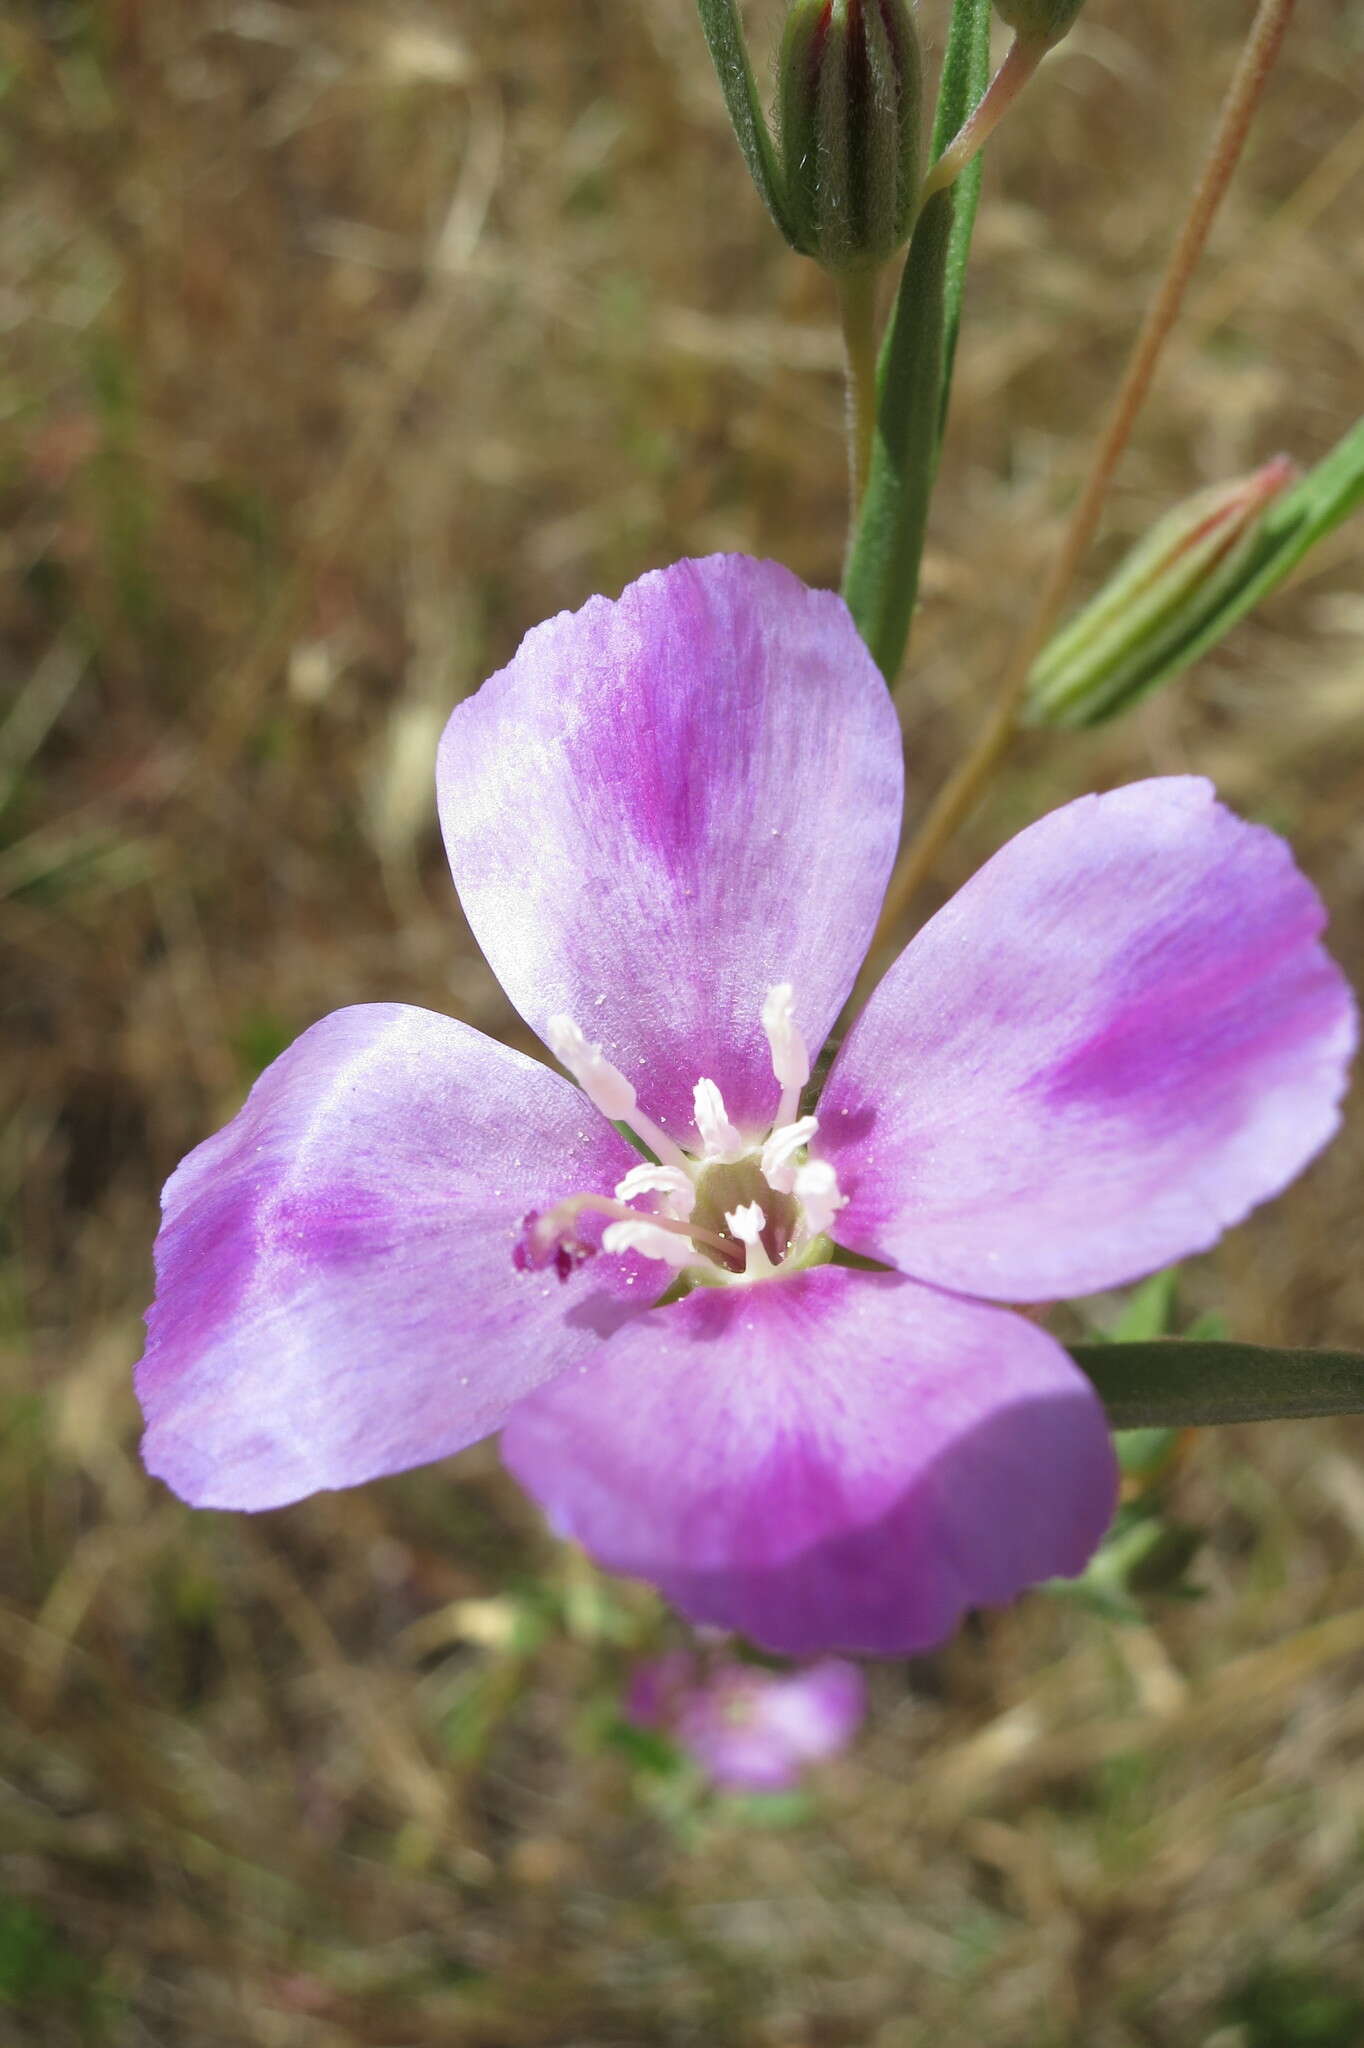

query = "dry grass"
2;1;1363;2041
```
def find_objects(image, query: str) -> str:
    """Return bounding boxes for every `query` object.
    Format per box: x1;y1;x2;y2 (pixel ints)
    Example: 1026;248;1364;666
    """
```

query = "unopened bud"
993;0;1086;47
1027;456;1298;730
778;0;922;272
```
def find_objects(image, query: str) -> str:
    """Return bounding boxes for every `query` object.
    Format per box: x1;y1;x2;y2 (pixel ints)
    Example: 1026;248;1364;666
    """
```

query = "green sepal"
695;0;800;244
993;0;1085;45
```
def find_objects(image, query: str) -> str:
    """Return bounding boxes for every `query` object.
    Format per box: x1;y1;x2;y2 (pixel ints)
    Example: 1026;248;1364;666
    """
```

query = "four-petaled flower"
136;556;1356;1654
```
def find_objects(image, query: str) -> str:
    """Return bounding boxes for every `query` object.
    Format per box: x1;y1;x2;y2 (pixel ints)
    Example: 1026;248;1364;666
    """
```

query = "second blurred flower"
627;1650;866;1792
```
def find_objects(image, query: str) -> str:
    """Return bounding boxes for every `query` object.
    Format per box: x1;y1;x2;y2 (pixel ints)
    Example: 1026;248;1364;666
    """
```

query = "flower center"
516;983;847;1288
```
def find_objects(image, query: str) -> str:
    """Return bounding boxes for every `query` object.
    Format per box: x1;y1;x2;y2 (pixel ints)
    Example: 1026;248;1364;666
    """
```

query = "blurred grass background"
3;1;1364;2041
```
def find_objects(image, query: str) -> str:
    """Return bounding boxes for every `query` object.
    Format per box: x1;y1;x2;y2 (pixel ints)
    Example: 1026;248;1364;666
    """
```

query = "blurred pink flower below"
627;1650;867;1792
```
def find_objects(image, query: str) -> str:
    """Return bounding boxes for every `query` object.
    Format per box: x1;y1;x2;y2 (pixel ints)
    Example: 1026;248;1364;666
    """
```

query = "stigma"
524;985;846;1288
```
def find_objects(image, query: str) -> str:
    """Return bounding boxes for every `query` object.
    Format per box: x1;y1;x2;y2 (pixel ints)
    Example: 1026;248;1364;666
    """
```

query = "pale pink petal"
438;556;902;1141
137;1006;650;1509
819;778;1356;1301
502;1267;1116;1656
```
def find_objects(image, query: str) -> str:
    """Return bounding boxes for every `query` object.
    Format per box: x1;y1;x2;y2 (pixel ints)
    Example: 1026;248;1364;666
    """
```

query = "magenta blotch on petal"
437;556;903;1141
138;1006;651;1510
502;1266;1117;1656
818;778;1357;1303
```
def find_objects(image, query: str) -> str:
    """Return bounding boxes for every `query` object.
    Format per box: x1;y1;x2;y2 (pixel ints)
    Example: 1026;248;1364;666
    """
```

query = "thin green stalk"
836;267;881;523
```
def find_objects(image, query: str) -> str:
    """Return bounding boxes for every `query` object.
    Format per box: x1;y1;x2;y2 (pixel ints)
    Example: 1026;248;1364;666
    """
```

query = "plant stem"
870;0;1297;952
920;35;1043;202
837;266;881;523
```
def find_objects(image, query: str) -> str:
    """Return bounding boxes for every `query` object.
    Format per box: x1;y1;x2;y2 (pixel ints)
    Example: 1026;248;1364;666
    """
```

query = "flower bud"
1027;456;1298;730
777;0;923;273
992;0;1087;47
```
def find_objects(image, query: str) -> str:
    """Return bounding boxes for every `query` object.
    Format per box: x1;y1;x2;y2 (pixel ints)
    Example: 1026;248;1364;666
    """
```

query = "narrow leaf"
930;0;993;428
1070;1340;1364;1429
695;0;797;243
841;189;952;677
841;0;993;678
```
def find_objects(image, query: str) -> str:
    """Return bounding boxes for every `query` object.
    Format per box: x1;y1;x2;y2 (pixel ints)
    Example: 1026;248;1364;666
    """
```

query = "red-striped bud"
777;0;923;273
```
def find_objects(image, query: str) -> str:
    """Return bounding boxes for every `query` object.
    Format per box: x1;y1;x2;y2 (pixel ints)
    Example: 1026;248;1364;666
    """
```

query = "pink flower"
627;1650;866;1792
135;557;1355;1653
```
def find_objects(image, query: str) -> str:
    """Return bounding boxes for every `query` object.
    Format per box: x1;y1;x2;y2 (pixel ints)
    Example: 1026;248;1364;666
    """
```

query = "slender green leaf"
1070;1340;1364;1429
695;0;797;243
841;188;952;676
930;0;993;429
841;0;993;677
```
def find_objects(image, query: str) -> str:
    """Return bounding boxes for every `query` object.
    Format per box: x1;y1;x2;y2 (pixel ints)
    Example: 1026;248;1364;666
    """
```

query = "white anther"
693;1078;744;1163
601;1219;695;1269
614;1163;696;1219
760;1115;819;1195
762;983;810;1128
546;1013;690;1169
547;1014;637;1118
794;1157;846;1240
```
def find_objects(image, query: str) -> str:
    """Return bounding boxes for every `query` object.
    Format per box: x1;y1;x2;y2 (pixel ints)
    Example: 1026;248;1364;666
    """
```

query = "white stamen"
614;1163;696;1219
760;1114;819;1195
601;1218;695;1268
725;1201;776;1279
693;1078;744;1163
762;983;810;1128
546;1013;689;1169
794;1157;846;1239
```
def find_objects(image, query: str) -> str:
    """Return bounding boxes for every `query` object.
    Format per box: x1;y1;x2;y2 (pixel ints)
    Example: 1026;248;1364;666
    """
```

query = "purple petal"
501;1267;1116;1656
819;778;1356;1302
438;556;902;1141
137;1005;649;1510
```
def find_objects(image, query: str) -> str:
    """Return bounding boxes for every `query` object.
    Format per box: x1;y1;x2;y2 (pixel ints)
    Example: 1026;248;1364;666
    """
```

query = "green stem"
836;267;880;528
921;35;1043;201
